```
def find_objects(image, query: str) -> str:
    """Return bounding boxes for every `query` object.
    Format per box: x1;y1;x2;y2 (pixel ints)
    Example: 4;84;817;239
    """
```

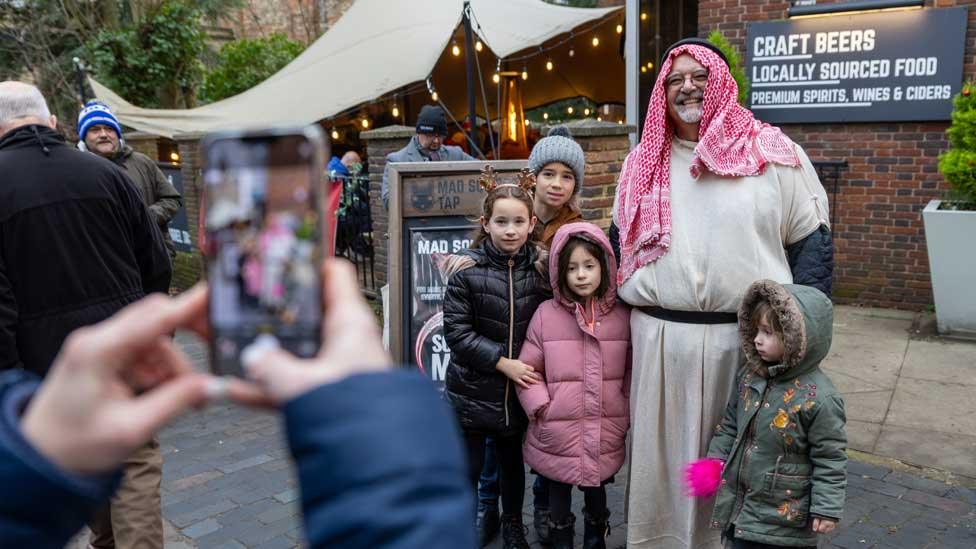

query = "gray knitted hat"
528;126;585;194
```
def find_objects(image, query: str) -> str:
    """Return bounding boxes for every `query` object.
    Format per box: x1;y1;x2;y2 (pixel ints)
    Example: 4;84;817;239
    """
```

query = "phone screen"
203;130;326;376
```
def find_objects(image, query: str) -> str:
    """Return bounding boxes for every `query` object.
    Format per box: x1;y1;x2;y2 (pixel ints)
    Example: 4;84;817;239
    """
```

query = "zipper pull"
508;259;514;267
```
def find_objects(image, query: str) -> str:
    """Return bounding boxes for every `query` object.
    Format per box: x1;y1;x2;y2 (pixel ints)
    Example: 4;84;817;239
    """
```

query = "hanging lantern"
497;71;528;159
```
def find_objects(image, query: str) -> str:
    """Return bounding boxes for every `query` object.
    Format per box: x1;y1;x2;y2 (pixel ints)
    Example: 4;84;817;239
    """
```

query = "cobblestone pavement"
70;333;976;548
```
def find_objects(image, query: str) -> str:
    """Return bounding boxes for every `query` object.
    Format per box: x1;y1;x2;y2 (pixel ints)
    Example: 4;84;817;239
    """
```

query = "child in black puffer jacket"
442;176;549;549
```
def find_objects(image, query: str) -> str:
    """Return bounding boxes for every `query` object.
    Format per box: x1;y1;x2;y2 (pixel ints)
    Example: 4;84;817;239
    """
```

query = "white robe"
618;137;828;549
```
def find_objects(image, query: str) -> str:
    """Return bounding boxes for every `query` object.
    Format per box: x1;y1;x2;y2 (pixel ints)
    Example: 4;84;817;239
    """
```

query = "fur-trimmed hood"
738;280;833;378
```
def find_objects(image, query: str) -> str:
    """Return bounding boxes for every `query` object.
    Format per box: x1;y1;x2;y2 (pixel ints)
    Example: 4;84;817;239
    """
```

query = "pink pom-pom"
685;458;724;498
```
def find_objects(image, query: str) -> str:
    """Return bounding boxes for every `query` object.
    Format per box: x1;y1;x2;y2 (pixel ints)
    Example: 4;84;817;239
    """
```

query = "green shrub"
707;30;750;106
937;80;976;208
200;34;304;103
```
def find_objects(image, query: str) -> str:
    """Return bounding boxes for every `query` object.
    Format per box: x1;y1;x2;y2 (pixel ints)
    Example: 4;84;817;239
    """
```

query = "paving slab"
875;424;976;479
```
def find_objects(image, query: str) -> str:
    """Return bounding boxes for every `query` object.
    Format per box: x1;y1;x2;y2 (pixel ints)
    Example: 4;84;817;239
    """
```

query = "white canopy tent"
90;0;622;138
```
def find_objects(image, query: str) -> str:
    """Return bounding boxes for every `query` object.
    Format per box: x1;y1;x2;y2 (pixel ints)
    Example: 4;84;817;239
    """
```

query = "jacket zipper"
732;384;771;526
505;258;515;427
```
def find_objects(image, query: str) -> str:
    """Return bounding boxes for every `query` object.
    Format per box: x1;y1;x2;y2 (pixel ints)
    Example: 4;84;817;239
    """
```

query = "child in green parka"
686;279;847;549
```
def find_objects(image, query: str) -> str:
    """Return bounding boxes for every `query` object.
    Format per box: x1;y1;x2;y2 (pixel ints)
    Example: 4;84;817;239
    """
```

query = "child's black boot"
549;514;575;549
477;505;500;547
582;508;610;549
533;504;551;544
501;513;531;549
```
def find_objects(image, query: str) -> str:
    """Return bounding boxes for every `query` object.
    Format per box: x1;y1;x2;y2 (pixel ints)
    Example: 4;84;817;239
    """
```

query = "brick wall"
362;126;414;289
126;131;160;160
173;135;205;292
699;0;976;309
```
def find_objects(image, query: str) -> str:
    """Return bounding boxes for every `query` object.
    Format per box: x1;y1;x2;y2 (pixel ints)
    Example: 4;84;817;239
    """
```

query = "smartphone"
201;126;328;376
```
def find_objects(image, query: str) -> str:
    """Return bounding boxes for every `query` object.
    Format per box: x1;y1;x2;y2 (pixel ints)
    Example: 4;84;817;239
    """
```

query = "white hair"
0;81;52;126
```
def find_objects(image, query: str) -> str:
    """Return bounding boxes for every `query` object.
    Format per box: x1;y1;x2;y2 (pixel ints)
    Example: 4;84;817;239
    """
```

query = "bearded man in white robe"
609;38;833;549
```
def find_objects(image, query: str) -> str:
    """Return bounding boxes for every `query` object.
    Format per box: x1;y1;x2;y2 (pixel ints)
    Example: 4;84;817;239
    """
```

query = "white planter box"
923;200;976;338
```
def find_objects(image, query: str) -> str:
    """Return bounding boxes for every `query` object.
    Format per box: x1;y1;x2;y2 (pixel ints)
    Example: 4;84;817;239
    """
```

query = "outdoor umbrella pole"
463;2;478;149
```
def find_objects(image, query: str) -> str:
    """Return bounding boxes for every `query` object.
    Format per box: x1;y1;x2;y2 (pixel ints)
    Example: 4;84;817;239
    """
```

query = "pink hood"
548;222;619;320
518;222;632;487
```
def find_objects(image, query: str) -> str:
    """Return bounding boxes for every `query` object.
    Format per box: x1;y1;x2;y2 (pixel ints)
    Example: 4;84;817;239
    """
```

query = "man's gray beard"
676;105;702;124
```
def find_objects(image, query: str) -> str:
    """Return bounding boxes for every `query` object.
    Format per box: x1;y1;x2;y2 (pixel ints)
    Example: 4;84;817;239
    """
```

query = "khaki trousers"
89;438;164;549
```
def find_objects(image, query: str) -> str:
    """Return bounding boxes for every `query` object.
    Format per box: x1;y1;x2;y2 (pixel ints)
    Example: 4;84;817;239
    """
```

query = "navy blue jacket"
0;369;475;549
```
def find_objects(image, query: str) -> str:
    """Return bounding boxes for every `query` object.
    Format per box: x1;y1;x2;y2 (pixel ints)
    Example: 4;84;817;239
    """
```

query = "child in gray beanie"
528;126;585;248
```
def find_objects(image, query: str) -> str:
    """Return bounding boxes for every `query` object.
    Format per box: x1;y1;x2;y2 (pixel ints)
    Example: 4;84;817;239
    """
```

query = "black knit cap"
661;37;730;68
416;105;448;136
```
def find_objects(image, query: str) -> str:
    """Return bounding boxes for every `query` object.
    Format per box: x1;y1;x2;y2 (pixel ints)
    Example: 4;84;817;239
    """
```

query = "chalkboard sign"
388;160;528;387
157;163;193;253
745;7;967;123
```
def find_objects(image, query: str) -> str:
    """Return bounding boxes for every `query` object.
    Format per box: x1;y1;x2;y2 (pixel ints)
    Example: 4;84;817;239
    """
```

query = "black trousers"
463;432;525;517
727;527;816;549
548;478;607;522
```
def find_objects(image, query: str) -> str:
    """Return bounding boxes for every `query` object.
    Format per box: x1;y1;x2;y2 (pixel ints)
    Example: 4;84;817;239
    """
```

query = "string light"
392;105;399;118
546;59;553;71
169;151;179;162
543;112;549;120
431;91;438;101
584;108;590;116
641;66;647;73
568;46;575;57
641;12;648;21
592;36;599;47
567;106;574;114
476;40;483;52
361;119;370;129
521;67;528;80
451;41;460;56
647;61;654;69
617;119;623;124
331;129;339;140
597;116;602;121
616;24;623;34
524;119;530;126
492;73;500;84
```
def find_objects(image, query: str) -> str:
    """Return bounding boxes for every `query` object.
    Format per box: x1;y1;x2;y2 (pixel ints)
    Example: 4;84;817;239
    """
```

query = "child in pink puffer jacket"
517;222;631;549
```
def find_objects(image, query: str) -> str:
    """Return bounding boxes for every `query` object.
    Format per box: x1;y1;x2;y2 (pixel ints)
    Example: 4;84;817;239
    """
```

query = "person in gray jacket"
381;105;474;209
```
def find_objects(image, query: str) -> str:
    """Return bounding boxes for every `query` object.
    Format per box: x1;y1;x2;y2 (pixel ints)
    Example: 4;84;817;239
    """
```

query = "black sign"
158;163;192;253
746;7;967;123
402;218;474;389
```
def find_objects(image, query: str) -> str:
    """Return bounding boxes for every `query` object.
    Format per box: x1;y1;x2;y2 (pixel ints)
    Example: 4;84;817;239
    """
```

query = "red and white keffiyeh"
615;44;800;285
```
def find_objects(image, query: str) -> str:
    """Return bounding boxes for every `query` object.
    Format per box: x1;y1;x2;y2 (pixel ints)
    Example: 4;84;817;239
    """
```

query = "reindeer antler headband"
479;165;536;197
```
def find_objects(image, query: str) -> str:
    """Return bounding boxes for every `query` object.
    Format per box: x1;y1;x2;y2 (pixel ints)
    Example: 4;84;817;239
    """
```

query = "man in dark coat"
0;81;171;549
381;105;475;208
78;100;183;261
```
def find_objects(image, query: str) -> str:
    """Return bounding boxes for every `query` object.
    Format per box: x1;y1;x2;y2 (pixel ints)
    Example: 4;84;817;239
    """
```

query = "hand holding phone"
202;126;328;376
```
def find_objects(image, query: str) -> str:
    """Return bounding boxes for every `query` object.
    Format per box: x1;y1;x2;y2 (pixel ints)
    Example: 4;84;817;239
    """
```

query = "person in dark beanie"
381;104;474;209
78;100;182;262
0;81;172;549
